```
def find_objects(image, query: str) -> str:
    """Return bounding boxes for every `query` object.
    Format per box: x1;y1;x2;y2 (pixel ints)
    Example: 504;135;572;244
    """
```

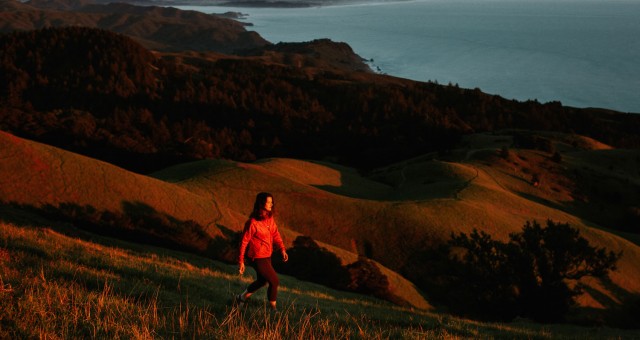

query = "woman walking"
237;192;289;311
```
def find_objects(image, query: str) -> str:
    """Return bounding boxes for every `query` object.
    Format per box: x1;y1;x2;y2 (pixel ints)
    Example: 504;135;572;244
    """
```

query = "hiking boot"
234;294;246;307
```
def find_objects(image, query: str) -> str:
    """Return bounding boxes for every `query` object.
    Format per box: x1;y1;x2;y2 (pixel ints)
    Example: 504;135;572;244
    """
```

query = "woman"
237;192;289;311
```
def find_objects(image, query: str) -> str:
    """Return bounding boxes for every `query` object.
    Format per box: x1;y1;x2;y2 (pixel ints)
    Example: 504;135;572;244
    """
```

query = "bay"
176;0;640;113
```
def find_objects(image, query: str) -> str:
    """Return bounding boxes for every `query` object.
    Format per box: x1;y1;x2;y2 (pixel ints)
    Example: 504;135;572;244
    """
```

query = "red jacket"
238;216;285;263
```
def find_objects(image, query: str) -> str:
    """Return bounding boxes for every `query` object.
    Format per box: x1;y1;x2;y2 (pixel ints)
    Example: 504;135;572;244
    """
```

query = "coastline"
170;1;639;113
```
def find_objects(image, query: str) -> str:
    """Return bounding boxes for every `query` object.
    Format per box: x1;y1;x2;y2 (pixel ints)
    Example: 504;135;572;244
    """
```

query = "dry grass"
3;221;638;339
152;133;640;314
3;129;640;320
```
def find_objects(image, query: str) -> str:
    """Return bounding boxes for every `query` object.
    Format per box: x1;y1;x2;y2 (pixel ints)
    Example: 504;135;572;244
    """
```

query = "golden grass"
3;129;640;317
3;221;639;339
154;139;640;313
0;130;220;233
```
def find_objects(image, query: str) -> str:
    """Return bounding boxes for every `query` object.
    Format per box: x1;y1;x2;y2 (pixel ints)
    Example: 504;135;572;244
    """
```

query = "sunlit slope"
0;131;227;236
4;129;639;311
153;133;640;309
151;159;432;309
152;156;594;265
0;131;430;309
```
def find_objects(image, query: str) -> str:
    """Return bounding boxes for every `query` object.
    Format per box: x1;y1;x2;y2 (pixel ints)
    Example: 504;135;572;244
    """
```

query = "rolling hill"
151;130;640;314
0;130;430;309
3;127;640;324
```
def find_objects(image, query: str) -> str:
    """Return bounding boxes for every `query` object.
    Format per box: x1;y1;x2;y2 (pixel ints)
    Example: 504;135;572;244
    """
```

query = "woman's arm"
271;220;288;262
238;220;255;270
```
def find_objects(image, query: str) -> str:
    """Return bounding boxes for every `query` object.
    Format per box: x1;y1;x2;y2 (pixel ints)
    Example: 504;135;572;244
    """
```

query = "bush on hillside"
420;220;621;323
345;257;392;300
275;236;393;301
275;236;349;288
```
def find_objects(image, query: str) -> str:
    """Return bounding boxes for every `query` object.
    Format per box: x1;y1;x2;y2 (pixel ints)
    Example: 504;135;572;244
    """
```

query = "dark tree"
432;220;620;322
275;236;349;288
507;220;621;322
345;257;390;299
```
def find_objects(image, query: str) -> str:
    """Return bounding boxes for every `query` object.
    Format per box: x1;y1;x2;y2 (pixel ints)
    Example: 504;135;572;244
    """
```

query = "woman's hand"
239;262;245;275
282;250;289;262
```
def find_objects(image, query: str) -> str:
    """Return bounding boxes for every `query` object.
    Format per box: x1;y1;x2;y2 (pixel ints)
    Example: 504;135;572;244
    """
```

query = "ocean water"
176;0;640;113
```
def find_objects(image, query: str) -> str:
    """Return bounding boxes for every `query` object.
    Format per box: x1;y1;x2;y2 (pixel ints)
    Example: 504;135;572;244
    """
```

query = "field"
2;220;638;339
2;129;640;337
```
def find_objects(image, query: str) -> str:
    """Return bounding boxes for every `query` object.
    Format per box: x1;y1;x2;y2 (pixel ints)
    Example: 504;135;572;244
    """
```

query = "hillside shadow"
305;162;395;201
577;277;640;328
515;191;574;215
0;200;239;263
314;184;388;201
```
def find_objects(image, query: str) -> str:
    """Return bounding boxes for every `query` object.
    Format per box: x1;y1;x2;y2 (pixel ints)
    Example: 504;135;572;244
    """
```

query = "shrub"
345;257;391;300
275;236;349;288
425;220;621;323
275;236;392;302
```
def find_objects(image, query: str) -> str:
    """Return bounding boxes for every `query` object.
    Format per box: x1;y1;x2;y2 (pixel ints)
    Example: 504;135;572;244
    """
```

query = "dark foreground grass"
1;220;638;339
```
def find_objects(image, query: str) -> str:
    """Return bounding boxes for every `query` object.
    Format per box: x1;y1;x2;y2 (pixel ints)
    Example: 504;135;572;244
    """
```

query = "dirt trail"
459;148;510;195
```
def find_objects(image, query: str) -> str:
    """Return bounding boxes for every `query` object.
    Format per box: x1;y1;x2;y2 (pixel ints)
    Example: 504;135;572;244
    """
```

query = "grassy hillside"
2;128;640;327
0;130;429;309
3;219;639;339
152;130;640;317
0;130;223;235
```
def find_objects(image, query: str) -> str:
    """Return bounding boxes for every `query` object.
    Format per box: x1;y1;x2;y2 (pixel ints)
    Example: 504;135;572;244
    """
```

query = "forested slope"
2;27;639;174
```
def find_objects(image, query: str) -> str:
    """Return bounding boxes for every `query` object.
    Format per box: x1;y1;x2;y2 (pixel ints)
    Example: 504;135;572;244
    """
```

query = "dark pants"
247;257;279;301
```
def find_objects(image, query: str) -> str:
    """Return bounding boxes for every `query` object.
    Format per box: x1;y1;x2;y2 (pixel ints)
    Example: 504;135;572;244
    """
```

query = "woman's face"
264;196;273;212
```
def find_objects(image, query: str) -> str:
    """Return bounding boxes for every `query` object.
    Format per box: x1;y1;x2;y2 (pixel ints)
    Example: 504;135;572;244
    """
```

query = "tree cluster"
413;220;620;323
275;236;395;302
2;27;640;173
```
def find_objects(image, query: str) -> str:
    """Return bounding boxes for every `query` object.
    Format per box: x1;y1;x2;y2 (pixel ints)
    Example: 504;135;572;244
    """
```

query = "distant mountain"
106;0;401;9
1;0;268;52
24;0;94;10
242;38;372;73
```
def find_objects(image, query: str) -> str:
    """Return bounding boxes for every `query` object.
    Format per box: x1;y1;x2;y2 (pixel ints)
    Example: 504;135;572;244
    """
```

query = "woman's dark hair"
251;192;275;220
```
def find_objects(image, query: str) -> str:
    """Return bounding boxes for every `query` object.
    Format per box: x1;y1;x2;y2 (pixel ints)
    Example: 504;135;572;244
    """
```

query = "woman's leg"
252;258;279;305
246;266;267;295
